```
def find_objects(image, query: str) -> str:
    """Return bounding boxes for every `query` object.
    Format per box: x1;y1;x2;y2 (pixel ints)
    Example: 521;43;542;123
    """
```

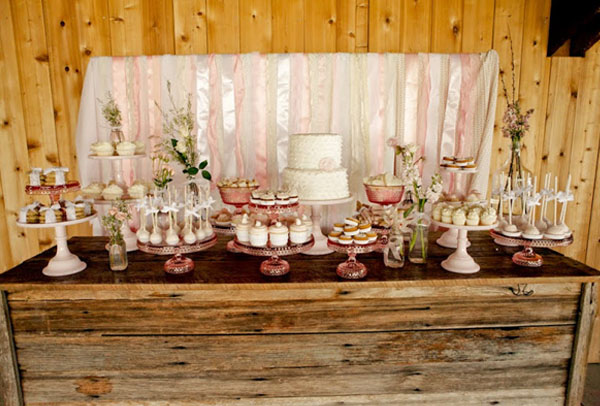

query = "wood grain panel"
0;291;22;406
400;0;431;52
9;294;579;335
430;0;462;53
304;0;336;52
173;0;208;54
15;326;571;404
271;0;304;53
75;0;112;73
335;0;357;52
461;0;494;52
240;0;272;52
207;0;240;53
368;0;401;52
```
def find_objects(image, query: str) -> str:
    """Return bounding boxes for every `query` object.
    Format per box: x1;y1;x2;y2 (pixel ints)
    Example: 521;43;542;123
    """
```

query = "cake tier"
288;133;342;170
282;168;349;201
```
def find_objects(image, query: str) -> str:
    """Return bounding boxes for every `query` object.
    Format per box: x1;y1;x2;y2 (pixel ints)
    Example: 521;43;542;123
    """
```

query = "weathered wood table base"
0;233;598;406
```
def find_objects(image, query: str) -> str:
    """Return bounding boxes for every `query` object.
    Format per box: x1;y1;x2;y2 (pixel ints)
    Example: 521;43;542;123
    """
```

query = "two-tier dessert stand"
232;236;314;276
489;229;573;267
89;153;145;251
137;233;218;274
432;220;497;274
300;195;354;255
19;182;97;277
327;239;380;279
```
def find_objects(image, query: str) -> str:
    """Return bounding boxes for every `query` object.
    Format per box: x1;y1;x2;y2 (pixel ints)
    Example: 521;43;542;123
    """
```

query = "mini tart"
344;217;359;226
343;225;359;236
328;231;342;242
333;223;345;232
338;235;353;245
353;233;370;245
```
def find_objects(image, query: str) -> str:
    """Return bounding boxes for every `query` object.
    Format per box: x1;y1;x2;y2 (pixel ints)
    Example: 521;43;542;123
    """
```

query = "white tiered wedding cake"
282;133;350;201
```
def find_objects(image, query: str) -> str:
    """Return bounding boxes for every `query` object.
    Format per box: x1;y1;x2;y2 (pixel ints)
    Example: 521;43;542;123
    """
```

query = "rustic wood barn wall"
1;0;599;360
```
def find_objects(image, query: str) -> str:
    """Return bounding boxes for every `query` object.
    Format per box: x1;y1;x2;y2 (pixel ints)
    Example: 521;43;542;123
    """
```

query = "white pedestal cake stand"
89;153;145;251
432;220;497;274
300;195;354;255
17;214;97;277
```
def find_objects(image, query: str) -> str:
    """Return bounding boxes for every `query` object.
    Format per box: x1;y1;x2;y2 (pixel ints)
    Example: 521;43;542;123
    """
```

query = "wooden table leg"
566;282;598;405
0;290;23;406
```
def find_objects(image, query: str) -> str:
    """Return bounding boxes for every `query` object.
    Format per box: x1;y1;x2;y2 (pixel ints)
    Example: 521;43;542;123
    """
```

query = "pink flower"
108;207;118;216
386;137;399;148
115;212;127;222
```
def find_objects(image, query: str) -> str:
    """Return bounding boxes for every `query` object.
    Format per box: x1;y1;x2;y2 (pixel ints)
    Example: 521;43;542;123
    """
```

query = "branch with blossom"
101;200;131;245
99;91;122;128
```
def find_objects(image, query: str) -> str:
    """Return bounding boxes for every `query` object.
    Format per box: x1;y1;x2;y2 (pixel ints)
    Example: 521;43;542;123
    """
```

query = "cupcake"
249;221;268;247
91;141;114;156
82;182;105;199
301;214;313;239
452;208;466;226
466;210;480;226
432;203;444;221
480;207;497;226
366;231;378;243
338;235;353;245
116;141;136;156
260;191;276;206
268;221;289;247
290;218;308;244
354;233;370;245
127;182;148;200
333;223;345;232
134;140;145;154
328;231;342;243
102;184;124;201
441;207;454;224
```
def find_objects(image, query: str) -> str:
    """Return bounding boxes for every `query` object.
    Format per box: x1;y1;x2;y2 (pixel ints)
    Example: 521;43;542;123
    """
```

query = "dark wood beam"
548;0;600;56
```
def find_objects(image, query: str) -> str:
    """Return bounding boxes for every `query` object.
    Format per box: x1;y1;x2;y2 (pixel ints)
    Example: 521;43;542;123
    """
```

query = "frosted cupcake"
102;184;124;200
91;141;114;156
127;182;148;200
452;208;467;226
432;203;444;221
480;207;497;226
268;222;289;247
466;210;480;226
116;141;136;156
81;182;105;199
249;221;268;247
133;140;145;154
290;218;308;244
234;214;251;242
441;207;454;224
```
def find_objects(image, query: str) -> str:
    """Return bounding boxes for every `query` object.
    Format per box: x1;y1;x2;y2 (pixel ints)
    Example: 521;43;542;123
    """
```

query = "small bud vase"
108;239;128;271
383;230;405;268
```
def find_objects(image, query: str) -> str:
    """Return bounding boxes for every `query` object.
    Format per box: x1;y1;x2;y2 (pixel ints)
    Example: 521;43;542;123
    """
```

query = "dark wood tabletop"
0;231;598;290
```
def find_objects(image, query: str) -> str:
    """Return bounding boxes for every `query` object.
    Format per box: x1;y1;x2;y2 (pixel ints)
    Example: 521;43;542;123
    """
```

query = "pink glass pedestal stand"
232;236;315;276
137;233;217;275
17;214;97;277
300;196;353;256
327;240;380;279
489;229;573;267
218;186;258;215
432;220;497;274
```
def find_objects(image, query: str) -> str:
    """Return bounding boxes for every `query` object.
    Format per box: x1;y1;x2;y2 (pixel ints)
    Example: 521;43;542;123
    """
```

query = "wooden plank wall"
0;0;599;360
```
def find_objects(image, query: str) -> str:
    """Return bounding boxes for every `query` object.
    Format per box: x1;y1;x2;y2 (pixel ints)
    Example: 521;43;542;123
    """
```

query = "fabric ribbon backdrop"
76;52;498;233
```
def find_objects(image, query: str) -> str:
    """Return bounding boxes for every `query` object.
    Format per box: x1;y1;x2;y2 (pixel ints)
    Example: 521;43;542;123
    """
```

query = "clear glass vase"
408;219;429;264
383;229;405;268
108;240;128;271
492;138;532;216
110;128;124;144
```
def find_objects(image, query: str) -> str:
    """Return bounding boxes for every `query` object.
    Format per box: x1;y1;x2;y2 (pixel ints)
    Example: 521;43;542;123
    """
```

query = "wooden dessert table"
0;232;598;406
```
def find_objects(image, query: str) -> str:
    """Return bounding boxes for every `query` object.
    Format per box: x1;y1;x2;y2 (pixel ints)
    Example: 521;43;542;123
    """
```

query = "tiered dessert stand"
489;229;573;267
327;239;380;279
232;236;314;276
138;233;217;274
432;220;498;274
300;196;354;255
89;153;145;251
19;182;97;277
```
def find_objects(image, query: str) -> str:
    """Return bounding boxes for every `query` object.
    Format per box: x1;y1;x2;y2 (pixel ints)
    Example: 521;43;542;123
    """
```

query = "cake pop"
149;205;162;245
522;176;542;239
535;173;550;232
545;176;565;239
502;177;521;237
136;198;150;243
556;174;573;237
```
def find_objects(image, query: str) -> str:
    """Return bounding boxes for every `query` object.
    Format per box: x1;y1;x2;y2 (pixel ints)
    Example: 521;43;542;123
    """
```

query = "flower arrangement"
157;81;211;182
149;139;174;189
99;91;122;128
101;199;131;245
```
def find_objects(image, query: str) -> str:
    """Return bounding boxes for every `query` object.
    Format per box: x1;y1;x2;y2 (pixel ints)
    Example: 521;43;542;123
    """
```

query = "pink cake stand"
26;181;81;204
232;236;314;276
300;195;354;255
489;229;573;267
137;233;217;275
327;240;380;279
218;186;258;215
363;184;404;250
432;220;498;274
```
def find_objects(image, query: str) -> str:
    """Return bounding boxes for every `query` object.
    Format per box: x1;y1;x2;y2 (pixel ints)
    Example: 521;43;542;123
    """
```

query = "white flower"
175;140;187;155
406;143;418;155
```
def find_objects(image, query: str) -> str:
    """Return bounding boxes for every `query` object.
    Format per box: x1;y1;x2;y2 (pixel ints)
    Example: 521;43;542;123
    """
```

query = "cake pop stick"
499;172;504;218
508;177;513;225
531;176;537;226
560;174;572;224
553;176;558;226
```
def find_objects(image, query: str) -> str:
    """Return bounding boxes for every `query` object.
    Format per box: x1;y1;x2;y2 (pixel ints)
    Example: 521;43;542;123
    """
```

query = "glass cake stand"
232;236;315;276
327;239;380;280
432;220;498;274
300;195;354;255
17;214;97;277
218;186;258;215
137;233;217;275
26;181;81;204
489;229;573;267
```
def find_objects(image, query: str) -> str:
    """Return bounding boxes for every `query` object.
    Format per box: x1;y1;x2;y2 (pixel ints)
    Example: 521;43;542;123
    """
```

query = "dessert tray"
432;220;498;274
17;214;97;277
300;195;354;255
489;229;573;267
327;239;380;280
218;185;259;214
232;236;314;276
138;233;217;274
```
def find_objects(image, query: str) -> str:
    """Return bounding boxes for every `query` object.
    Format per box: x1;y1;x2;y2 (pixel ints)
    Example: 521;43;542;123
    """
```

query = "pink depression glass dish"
489;229;573;267
218;186;259;213
363;184;404;206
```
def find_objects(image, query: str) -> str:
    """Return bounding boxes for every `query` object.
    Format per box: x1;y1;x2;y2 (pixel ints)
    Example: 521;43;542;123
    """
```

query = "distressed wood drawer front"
8;284;581;335
15;325;573;405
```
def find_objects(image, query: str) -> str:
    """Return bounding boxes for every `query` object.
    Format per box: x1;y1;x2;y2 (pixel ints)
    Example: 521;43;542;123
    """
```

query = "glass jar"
108;239;128;271
492;138;532;216
408;201;429;264
110;127;124;144
383;229;405;268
